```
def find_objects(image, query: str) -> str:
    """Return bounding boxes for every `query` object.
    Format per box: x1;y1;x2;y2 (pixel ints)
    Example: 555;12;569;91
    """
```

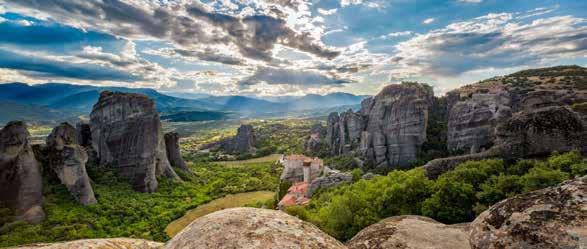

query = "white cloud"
317;8;337;16
380;31;414;39
422;18;435;24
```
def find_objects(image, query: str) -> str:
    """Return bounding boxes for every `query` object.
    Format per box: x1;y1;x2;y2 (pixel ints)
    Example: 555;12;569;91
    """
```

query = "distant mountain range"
0;82;368;124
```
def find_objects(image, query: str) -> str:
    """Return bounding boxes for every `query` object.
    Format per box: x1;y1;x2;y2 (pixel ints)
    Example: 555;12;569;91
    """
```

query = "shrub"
519;165;569;192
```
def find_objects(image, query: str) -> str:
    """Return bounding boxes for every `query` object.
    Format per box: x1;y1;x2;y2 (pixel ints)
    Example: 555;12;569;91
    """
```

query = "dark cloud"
7;0;339;63
240;67;351;86
0;49;140;81
173;49;244;65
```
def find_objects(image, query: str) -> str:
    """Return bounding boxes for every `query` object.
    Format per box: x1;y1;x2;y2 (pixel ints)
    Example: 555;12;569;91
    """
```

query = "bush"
422;178;476;223
519;165;569;192
325;155;358;171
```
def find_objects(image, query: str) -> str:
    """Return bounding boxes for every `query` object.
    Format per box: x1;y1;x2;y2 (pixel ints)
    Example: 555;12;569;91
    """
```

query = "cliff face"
90;91;179;193
327;83;433;168
0;121;44;224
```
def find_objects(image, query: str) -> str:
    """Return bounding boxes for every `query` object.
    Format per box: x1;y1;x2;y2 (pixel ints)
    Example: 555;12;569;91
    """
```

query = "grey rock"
212;124;256;154
75;121;92;147
361;173;379;180
446;89;511;153
469;176;587;249
304;123;325;155
327;83;433;168
424;106;586;178
90;91;179;193
164;132;191;173
46;123;96;205
165;207;346;249
0;121;45;224
306;172;353;198
347;215;470;249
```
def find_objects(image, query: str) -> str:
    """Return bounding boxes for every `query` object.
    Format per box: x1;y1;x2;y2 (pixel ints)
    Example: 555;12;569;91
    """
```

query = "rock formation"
45;123;96;205
164;132;191;173
304;123;326;155
221;124;256;154
14;238;163;249
306;172;353;197
90;91;179;193
446;89;511;153
347;215;470;249
469;176;586;249
327;83;433;168
165;207;346;249
0;121;45;224
424;105;586;178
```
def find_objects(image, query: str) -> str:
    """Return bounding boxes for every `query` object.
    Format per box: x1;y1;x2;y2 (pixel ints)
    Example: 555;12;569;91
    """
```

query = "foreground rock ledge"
470;176;587;249
165;207;346;249
12;238;163;249
347;215;470;249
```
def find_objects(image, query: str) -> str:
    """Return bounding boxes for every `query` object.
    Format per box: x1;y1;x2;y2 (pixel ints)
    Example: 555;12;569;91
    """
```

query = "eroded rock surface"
46;122;96;205
469;176;587;249
347;215;470;249
424;105;586;178
327;83;433;169
305;123;326;155
164;132;191;173
14;238;163;249
90;91;179;192
0;121;44;224
165;207;346;249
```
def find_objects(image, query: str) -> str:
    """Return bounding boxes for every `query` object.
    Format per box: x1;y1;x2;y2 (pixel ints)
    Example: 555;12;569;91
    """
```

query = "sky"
0;0;586;96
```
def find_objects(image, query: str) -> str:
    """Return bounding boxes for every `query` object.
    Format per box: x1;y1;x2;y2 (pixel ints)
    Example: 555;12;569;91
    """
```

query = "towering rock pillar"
164;132;192;173
90;91;179;193
0;121;45;223
46;122;97;205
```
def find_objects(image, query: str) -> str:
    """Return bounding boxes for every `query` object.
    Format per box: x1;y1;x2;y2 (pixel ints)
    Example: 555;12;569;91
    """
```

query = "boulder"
14;238;163;249
347;215;470;249
165;207;346;249
469;176;587;249
306;172;353;197
0;121;44;224
90;91;179;193
164;132;191;173
46;123;96;205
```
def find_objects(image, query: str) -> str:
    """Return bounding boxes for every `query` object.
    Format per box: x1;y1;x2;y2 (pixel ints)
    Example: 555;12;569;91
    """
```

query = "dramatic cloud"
240;66;352;86
391;13;587;78
3;0;339;64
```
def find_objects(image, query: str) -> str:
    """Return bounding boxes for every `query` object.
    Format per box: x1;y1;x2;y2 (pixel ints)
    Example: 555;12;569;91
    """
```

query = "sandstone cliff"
164;132;191;174
203;124;257;154
0;121;44;224
327;83;433;168
90;91;179;193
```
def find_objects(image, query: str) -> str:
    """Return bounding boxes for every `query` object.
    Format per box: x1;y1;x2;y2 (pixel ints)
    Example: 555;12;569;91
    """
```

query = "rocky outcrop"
46;123;96;205
221;124;256;154
424;105;586;178
0;121;44;224
306;172;353;197
165;207;346;249
347;216;470;249
469;176;587;249
75;122;92;147
327;83;433;168
446;89;511;153
305;123;325;155
14;238;163;249
90;91;179;193
164;132;191;173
